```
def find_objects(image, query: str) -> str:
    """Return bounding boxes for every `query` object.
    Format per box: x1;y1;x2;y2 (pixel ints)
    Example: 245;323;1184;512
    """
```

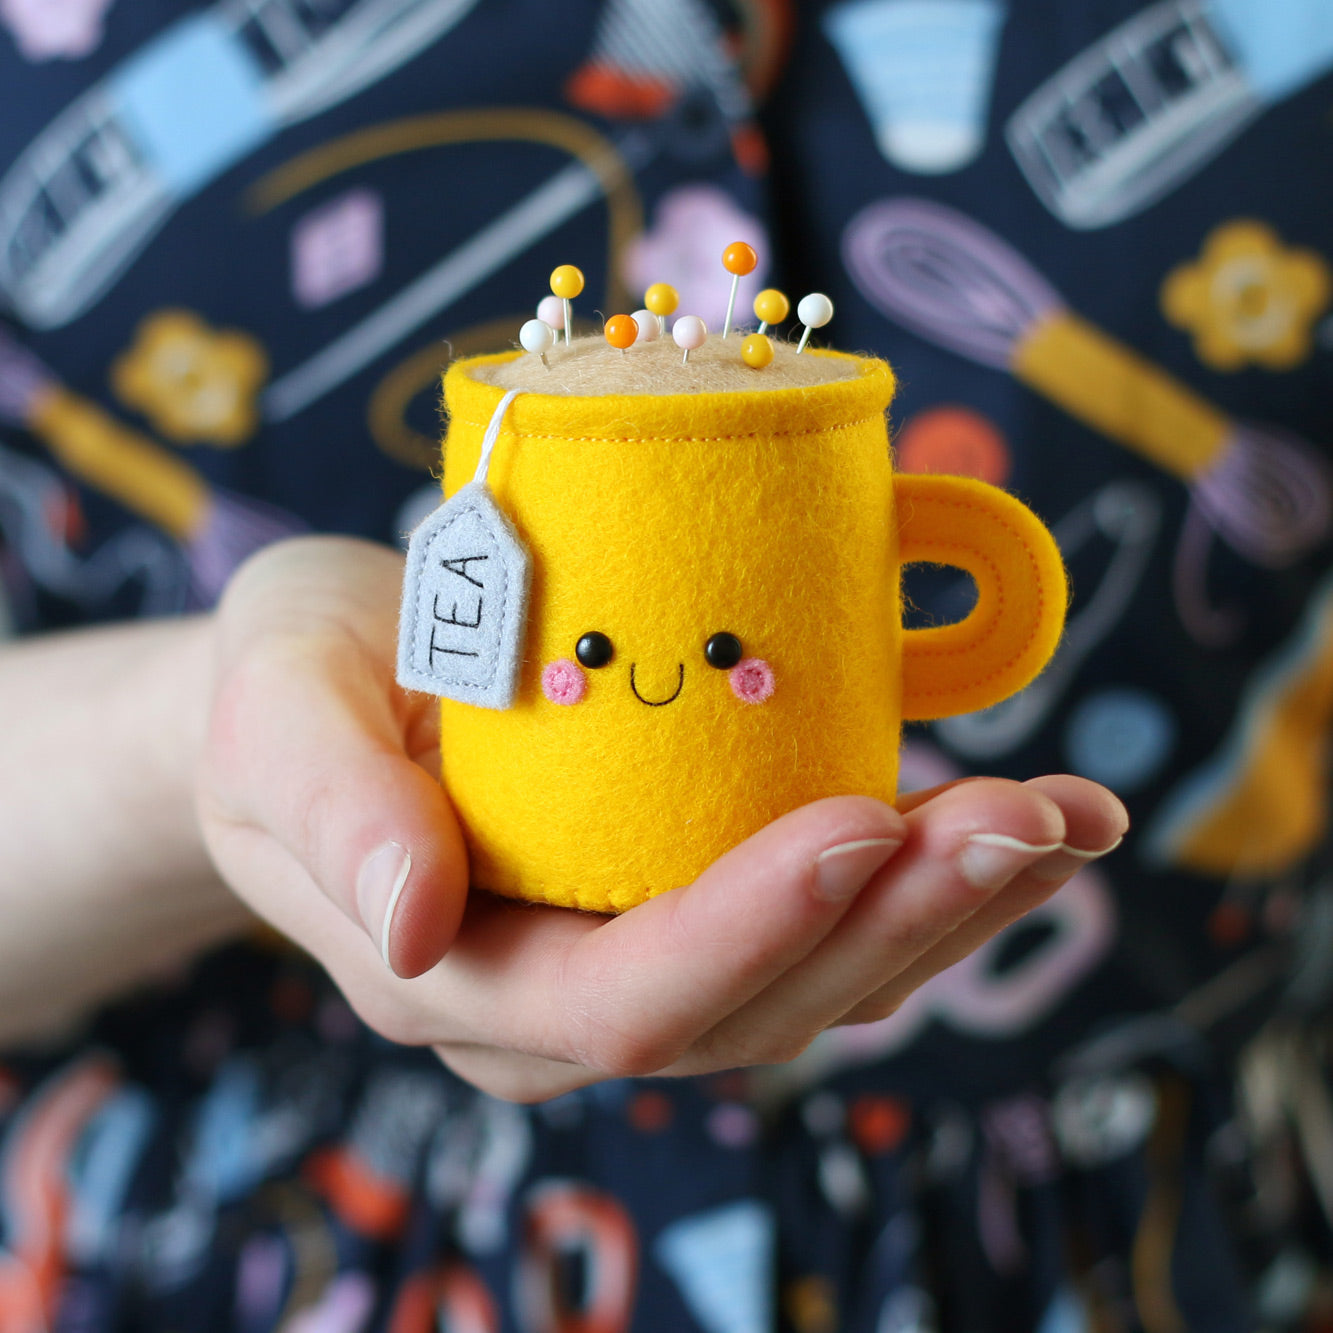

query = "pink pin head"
672;315;707;351
536;294;564;329
542;659;587;705
729;657;775;704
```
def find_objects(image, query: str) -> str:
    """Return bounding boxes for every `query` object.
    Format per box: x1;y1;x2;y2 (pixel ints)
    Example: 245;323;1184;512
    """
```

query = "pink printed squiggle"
842;199;1062;370
0;324;54;424
1193;423;1333;569
1172;501;1245;649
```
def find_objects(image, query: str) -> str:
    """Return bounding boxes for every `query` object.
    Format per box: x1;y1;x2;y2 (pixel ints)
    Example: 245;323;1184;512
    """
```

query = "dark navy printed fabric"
2;1;1333;1329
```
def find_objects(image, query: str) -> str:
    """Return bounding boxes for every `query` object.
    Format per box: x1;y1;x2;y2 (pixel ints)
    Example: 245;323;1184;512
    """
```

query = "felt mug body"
435;350;1066;912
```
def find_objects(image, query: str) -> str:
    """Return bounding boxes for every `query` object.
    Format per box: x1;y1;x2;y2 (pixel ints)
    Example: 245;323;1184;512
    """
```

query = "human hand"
197;536;1127;1102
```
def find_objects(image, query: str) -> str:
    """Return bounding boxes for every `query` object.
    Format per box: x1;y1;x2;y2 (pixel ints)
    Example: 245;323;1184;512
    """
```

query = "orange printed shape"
1012;311;1229;480
0;1057;118;1332
565;65;676;119
29;388;209;539
1161;220;1332;372
518;1183;637;1333
111;309;267;446
1146;576;1333;878
895;406;1010;485
898;474;1067;722
305;1147;410;1241
388;1264;499;1333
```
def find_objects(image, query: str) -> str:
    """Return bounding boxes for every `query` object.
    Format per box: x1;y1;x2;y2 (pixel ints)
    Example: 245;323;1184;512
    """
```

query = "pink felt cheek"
542;659;588;705
729;657;775;704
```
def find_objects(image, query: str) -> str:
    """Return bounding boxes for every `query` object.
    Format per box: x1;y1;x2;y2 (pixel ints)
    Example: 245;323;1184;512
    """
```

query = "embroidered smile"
629;662;684;706
540;630;775;707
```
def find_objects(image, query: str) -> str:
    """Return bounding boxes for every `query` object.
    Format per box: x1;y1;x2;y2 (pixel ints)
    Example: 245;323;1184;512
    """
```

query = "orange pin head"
644;283;679;317
604;314;638;351
753;288;789;326
741;333;773;368
722;242;758;276
550;265;585;299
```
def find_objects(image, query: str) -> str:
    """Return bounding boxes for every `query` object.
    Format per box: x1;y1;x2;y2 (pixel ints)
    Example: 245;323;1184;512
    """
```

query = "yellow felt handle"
897;473;1068;722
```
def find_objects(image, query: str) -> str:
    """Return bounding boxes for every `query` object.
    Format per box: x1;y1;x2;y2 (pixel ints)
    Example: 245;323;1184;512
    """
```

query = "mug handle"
896;473;1068;722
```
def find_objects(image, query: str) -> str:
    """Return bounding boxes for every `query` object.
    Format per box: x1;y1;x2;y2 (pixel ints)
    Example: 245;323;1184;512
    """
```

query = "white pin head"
632;308;661;342
673;314;707;364
520;318;555;353
519;317;555;367
796;292;834;352
536;294;564;329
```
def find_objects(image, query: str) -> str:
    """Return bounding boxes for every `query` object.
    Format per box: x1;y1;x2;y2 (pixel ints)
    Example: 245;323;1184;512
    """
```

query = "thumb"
204;632;468;979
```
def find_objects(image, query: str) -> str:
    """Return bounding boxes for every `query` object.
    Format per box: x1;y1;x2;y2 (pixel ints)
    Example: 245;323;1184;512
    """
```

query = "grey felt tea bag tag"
397;390;530;709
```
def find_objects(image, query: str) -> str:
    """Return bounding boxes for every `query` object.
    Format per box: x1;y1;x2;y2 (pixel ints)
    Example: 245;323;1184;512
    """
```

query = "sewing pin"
550;265;584;345
520;317;555;369
796;292;833;353
604;313;638;358
753;288;789;336
721;242;758;338
741;332;773;369
536;294;564;330
645;282;679;337
673;315;707;364
631;308;660;342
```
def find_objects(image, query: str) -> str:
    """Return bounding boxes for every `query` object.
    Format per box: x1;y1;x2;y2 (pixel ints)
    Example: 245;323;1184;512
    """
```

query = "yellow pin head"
753;288;789;326
741;333;773;368
550;265;585;299
644;282;679;317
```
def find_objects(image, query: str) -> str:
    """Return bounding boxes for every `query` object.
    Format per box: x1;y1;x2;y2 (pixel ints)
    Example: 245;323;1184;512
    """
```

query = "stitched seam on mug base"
448;415;884;443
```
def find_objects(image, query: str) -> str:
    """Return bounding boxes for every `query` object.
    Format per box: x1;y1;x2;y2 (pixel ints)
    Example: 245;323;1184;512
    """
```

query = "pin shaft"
722;274;740;338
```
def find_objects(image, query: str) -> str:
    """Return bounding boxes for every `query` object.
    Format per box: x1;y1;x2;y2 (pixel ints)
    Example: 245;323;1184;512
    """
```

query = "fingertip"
349;764;469;980
683;794;907;916
1022;774;1130;851
904;777;1067;855
761;794;909;884
382;785;470;980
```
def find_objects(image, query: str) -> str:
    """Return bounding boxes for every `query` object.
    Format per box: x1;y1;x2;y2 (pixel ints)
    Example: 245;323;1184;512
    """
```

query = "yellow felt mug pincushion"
426;349;1067;913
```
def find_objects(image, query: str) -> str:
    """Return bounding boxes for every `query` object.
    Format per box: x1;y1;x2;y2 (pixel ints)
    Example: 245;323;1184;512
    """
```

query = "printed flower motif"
112;310;268;446
1161;220;1331;372
0;0;114;61
623;187;768;330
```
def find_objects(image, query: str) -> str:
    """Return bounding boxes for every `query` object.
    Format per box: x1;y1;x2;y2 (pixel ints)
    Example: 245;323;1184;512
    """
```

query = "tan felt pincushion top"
471;332;859;395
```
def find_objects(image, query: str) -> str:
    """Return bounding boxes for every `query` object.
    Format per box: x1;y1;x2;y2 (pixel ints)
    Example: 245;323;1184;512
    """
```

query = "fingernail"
959;833;1062;892
356;842;411;973
815;837;902;901
1030;834;1125;883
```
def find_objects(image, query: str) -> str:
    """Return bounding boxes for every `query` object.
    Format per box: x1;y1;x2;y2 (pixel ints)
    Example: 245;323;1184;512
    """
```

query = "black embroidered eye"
576;632;614;668
704;632;743;669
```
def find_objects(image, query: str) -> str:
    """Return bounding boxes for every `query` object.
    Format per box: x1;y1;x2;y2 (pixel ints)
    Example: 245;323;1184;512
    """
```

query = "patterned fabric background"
1;1;1332;1328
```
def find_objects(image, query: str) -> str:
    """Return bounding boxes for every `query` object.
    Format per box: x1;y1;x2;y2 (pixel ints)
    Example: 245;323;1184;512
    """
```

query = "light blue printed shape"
109;13;273;197
1207;0;1333;102
653;1200;776;1333
184;1057;263;1202
823;0;1007;173
66;1088;158;1262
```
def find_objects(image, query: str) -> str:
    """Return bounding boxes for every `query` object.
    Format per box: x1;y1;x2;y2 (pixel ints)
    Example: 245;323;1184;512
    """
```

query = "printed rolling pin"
398;255;1069;912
